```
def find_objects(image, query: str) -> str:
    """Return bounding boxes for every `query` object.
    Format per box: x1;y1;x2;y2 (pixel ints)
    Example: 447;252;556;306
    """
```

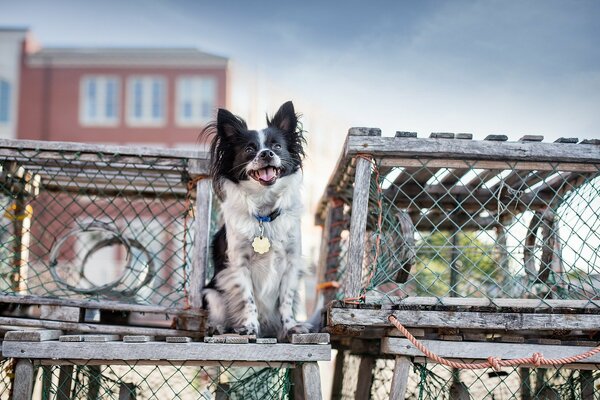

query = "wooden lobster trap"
0;139;212;337
316;129;600;399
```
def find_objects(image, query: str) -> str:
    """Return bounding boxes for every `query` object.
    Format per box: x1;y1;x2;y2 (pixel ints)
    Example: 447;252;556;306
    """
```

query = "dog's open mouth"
249;166;281;186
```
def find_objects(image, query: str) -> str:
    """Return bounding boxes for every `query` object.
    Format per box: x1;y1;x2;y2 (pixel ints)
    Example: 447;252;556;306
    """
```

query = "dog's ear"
268;101;297;134
217;108;247;139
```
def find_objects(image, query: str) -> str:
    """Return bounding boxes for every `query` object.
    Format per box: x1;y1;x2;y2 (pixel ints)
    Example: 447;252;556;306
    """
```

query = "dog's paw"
288;322;312;335
207;325;226;336
233;321;259;336
280;322;312;341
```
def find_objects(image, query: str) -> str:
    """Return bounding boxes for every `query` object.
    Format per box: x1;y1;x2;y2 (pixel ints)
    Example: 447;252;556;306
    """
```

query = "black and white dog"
202;101;311;340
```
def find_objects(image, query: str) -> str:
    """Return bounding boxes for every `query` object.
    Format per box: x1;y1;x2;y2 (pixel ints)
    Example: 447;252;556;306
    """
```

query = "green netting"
0;148;200;308
337;355;600;400
32;361;290;400
1;358;14;400
326;157;600;306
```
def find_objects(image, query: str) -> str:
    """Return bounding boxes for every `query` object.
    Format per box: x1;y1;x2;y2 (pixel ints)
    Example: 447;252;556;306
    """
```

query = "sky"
1;0;599;140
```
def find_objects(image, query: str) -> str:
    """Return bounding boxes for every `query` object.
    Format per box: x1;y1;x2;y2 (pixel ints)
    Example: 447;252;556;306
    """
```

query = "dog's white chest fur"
220;172;303;334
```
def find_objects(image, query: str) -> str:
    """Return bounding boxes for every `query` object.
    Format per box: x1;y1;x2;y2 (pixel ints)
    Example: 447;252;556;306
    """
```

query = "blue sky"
1;0;599;139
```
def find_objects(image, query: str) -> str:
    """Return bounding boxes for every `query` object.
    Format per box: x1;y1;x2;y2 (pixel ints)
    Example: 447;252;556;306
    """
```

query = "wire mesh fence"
338;354;600;400
1;357;14;400
0;144;207;308
322;152;600;306
19;361;291;400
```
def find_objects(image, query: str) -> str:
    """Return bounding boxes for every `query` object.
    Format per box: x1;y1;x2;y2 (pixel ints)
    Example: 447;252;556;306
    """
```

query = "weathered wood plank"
361;295;600;311
123;335;155;343
40;305;82;322
379;158;600;173
0;138;209;162
344;157;372;298
189;178;212;306
382;337;600;363
0;316;202;338
12;359;35;400
389;356;411;400
301;362;323;400
331;350;345;400
5;329;63;342
485;134;508;141
329;308;600;331
166;336;193;343
3;342;332;362
346;136;600;163
84;334;120;342
57;365;74;400
291;333;330;344
0;293;203;317
355;355;375;400
60;335;84;342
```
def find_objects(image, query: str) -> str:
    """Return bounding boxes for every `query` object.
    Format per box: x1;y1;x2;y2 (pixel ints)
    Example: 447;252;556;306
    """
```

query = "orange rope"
388;315;600;370
316;281;340;291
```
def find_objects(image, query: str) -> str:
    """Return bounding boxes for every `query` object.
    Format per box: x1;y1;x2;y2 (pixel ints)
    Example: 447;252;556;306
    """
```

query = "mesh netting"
23;361;291;400
1;358;14;400
325;157;600;305
0;147;202;307
338;355;600;399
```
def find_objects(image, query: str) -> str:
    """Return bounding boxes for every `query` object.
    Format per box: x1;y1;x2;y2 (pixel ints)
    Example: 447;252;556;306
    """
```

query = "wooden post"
291;367;306;400
86;366;102;400
11;195;31;294
330;350;346;400
57;365;74;400
519;367;531;400
344;157;372;299
580;370;595;400
189;178;212;308
389;356;411;400
118;382;137;400
12;359;35;400
354;355;375;400
301;362;322;400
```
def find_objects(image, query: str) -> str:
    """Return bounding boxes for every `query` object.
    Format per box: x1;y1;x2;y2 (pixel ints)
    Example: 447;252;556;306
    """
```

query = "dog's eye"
273;143;282;150
245;146;255;154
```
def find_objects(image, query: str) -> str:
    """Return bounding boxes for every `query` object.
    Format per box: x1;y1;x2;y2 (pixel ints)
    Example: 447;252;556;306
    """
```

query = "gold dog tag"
252;236;271;254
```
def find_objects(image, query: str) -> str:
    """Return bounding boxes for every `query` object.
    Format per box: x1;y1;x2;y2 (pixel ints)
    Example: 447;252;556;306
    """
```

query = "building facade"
0;28;229;147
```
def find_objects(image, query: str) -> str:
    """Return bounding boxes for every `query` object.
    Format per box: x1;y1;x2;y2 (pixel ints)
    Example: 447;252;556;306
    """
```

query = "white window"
79;76;120;126
0;79;11;125
176;76;216;125
127;76;166;126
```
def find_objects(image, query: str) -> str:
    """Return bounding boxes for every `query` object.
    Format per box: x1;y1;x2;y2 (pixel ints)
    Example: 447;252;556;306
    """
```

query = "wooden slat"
301;362;323;400
0;316;202;338
382;337;600;363
328;308;600;331
380;158;600;173
355;356;375;400
389;356;411;400
0;294;203;317
346;136;600;163
2;342;332;362
12;359;35;400
344;157;372;298
358;295;600;310
5;329;63;342
57;365;74;400
189;178;212;307
0;138;209;161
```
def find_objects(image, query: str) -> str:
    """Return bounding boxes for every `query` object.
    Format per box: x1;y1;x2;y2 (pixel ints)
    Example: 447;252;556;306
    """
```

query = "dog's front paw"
208;325;226;336
281;322;312;341
233;320;259;336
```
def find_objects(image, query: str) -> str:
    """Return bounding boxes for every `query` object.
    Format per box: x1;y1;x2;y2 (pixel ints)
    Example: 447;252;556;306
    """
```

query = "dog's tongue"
259;167;276;181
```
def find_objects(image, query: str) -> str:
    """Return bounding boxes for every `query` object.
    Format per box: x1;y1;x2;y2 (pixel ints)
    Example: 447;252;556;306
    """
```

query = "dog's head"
206;101;305;198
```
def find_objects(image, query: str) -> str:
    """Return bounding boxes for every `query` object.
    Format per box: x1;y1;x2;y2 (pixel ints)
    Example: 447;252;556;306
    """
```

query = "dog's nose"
259;150;275;160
